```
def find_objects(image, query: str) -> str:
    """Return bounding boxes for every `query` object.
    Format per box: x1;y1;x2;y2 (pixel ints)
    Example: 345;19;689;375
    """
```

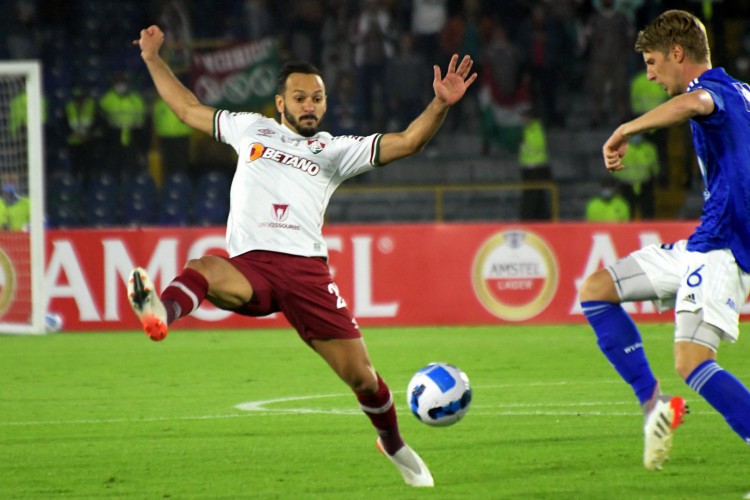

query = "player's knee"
674;341;714;381
674;357;695;381
184;256;218;281
579;269;618;303
348;370;379;393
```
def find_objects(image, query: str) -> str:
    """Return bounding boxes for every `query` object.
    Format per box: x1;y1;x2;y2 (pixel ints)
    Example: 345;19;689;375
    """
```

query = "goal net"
0;61;45;334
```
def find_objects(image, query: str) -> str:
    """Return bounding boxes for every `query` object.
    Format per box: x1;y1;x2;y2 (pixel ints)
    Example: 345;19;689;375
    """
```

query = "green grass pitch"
1;324;749;499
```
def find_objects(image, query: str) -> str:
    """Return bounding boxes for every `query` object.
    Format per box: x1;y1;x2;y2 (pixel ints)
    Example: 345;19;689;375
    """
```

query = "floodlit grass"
1;324;749;499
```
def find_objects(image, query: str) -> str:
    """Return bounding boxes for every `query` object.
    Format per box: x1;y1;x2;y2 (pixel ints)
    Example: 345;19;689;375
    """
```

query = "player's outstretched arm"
133;25;215;136
604;90;714;172
378;54;477;165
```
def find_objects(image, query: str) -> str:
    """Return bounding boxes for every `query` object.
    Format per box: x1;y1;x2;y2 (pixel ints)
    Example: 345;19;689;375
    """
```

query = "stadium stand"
120;171;157;226
11;0;711;226
86;172;120;227
46;170;83;228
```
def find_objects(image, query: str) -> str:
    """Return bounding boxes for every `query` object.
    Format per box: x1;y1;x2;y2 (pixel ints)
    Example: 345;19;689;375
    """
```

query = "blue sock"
581;301;658;404
686;360;750;444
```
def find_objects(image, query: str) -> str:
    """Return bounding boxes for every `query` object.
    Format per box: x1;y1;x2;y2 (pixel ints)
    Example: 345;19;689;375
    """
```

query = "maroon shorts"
222;250;361;344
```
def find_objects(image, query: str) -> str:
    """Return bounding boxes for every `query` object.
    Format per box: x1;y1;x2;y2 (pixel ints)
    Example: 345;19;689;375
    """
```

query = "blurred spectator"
351;0;396;131
585;179;630;222
153;96;193;183
439;0;478;60
612;133;661;220
98;72;150;177
517;3;567;128
158;0;193;70
385;32;431;131
438;0;482;132
321;0;355;93
629;69;668;115
287;0;324;67
8;87;47;140
64;86;102;185
239;0;275;40
586;0;633;127
5;0;42;60
629;69;668;189
325;72;364;136
410;0;448;64
518;109;552;221
478;21;530;154
0;175;30;231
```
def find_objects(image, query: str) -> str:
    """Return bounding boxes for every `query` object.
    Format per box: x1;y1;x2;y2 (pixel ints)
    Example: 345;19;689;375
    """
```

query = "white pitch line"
0;380;723;426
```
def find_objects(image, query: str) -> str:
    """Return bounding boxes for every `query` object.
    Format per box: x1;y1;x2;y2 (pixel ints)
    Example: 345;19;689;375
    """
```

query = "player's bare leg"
312;337;434;487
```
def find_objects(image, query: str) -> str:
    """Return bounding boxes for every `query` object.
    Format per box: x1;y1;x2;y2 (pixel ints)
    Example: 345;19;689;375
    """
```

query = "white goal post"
0;61;45;334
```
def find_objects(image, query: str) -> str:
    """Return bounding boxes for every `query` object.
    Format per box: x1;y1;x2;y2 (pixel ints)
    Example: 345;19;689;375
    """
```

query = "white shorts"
607;240;750;342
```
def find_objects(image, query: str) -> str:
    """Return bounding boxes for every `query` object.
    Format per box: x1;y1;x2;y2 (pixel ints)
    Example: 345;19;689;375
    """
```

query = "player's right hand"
132;25;165;58
602;127;628;172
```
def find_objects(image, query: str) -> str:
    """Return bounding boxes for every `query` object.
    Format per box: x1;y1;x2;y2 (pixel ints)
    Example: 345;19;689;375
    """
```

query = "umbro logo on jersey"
246;143;320;176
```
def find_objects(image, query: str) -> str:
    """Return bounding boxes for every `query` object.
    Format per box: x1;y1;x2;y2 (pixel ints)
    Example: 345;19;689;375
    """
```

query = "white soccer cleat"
127;267;168;341
377;438;434;487
643;395;688;471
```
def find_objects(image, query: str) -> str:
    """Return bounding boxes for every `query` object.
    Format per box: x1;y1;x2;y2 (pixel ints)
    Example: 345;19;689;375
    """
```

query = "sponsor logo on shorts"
471;230;558;321
246;143;320;176
726;298;738;312
683;293;696;304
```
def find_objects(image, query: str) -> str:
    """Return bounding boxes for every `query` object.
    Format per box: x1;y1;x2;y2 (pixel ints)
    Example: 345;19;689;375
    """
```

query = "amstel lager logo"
0;248;17;318
472;230;558;321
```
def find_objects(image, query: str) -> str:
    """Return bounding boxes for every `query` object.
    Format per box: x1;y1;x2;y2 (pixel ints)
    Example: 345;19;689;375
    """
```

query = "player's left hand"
433;54;478;107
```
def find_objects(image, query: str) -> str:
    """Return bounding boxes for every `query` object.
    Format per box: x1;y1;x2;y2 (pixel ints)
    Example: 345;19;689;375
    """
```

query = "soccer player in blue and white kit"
579;10;750;473
127;25;476;487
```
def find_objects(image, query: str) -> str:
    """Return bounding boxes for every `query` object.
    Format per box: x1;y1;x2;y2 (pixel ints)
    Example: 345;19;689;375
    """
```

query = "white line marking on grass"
0;413;264;427
235;393;359;415
0;380;720;426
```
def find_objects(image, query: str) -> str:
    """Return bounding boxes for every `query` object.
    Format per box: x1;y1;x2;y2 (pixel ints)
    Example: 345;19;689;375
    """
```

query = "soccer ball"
407;362;472;427
44;312;63;333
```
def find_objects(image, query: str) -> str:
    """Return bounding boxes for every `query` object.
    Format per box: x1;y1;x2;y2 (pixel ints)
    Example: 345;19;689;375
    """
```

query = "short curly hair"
635;10;710;64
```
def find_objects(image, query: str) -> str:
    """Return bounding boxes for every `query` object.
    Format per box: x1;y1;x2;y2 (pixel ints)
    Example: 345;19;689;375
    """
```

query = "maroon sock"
355;373;404;456
160;268;208;325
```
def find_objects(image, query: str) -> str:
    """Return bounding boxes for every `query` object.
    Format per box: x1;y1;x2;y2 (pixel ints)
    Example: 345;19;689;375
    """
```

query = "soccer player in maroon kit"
128;25;476;487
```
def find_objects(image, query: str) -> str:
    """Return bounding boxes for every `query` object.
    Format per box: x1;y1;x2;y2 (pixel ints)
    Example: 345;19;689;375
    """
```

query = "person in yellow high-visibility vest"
65;86;102;185
99;72;150;177
613;133;661;220
629;69;670;192
518;109;552;220
153;96;193;181
9;88;47;139
585;180;630;222
0;181;30;231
